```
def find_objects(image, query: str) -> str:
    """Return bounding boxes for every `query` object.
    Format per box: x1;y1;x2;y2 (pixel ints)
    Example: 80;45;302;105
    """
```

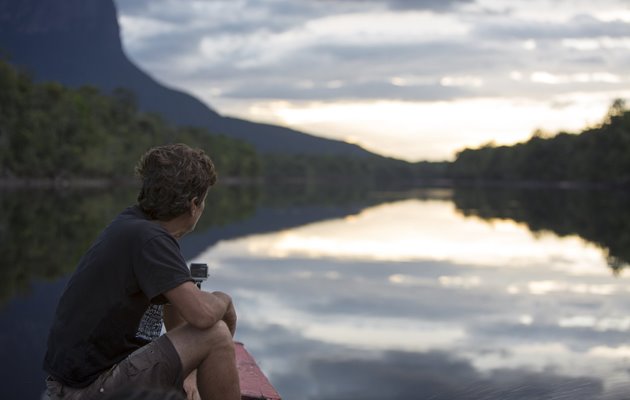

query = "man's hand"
208;290;237;336
223;299;237;337
183;370;200;400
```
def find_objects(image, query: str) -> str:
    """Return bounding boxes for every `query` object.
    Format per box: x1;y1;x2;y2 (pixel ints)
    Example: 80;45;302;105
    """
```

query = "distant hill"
0;0;375;157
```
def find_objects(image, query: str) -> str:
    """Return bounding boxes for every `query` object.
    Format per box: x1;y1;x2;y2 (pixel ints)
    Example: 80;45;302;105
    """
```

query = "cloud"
474;14;630;40
114;0;630;160
317;0;475;12
472;321;630;353
307;350;606;400
117;0;630;105
117;0;340;34
222;79;469;102
204;249;626;347
237;321;615;400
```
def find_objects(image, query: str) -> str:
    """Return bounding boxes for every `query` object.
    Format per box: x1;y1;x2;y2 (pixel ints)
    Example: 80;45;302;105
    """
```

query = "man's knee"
167;320;234;371
202;320;234;351
168;319;231;343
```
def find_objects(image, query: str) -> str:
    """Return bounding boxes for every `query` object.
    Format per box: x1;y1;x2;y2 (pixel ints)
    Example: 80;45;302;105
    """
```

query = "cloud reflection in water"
193;198;630;399
207;199;611;274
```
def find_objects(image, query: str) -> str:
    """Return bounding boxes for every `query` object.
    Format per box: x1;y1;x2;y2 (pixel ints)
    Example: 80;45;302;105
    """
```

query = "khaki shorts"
46;335;184;399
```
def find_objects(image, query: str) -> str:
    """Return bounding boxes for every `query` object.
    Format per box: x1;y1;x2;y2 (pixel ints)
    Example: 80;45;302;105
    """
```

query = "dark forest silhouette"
450;100;630;187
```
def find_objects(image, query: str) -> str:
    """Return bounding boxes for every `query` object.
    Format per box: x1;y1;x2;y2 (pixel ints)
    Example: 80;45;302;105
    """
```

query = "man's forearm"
164;288;235;331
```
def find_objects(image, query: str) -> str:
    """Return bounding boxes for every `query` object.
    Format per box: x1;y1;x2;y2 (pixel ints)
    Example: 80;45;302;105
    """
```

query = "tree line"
0;59;448;185
0;59;260;180
3;57;627;186
261;153;449;186
449;99;630;186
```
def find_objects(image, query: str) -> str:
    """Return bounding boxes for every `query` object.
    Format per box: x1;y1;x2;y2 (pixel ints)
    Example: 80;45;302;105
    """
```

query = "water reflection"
205;198;612;274
0;183;377;399
452;186;630;274
0;185;262;306
0;188;135;305
1;186;630;399
192;194;630;399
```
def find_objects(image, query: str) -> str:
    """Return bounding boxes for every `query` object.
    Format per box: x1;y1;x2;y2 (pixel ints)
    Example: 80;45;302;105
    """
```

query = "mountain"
0;0;375;157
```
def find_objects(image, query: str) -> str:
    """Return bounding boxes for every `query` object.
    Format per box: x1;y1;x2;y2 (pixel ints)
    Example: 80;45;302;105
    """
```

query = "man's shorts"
46;335;184;399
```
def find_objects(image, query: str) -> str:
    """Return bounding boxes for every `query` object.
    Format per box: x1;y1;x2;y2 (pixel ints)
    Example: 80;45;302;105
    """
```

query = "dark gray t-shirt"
43;206;193;387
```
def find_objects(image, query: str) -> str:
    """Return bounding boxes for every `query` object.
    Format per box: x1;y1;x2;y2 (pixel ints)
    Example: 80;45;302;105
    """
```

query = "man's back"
43;206;192;388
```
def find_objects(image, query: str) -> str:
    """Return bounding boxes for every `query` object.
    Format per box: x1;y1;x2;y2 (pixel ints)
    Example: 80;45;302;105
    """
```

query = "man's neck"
156;214;190;239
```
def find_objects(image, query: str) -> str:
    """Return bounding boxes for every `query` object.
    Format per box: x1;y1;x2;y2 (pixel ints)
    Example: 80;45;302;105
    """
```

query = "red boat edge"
235;342;282;400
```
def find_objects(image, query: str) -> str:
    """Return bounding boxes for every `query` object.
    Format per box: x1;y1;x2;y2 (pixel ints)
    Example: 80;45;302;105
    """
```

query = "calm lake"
1;184;629;400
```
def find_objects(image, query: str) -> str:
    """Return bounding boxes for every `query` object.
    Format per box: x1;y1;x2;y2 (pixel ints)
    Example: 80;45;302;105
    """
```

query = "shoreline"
449;178;630;191
1;177;628;191
0;177;136;189
0;176;263;190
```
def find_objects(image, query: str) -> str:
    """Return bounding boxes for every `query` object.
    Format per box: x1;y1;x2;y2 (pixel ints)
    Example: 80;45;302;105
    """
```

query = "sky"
113;0;630;161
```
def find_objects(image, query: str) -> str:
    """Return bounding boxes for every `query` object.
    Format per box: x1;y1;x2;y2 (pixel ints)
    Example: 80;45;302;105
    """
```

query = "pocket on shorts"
123;344;158;377
113;339;181;388
45;376;85;400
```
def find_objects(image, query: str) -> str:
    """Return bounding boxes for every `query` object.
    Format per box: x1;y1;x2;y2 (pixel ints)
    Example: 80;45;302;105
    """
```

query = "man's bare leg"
166;320;240;400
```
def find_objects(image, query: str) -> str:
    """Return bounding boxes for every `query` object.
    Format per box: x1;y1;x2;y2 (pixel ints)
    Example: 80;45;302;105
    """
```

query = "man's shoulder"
118;205;149;223
106;206;170;243
116;206;160;230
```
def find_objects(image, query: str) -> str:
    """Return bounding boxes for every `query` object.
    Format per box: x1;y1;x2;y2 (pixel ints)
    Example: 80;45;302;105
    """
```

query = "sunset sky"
114;0;630;161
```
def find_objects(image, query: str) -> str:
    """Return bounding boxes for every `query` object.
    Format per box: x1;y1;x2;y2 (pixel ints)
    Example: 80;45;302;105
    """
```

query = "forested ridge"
0;59;444;184
0;59;260;180
450;100;630;186
2;58;628;185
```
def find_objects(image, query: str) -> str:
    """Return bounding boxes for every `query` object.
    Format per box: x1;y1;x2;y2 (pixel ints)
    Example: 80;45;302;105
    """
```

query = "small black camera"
190;263;209;288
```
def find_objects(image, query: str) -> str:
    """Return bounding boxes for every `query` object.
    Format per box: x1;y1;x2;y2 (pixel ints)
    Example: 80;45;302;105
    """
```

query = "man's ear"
190;196;199;215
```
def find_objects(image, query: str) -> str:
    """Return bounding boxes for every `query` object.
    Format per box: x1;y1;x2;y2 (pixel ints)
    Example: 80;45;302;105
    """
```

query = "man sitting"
44;143;239;400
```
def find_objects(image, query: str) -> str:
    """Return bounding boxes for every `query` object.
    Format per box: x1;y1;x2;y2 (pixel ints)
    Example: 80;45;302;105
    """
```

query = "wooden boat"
235;342;282;400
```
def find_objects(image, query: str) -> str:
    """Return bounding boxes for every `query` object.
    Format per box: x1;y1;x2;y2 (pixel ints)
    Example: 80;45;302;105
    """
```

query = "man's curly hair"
135;143;217;220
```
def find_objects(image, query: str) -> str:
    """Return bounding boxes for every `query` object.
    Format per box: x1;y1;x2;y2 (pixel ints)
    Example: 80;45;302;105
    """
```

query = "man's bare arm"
164;290;237;336
163;303;186;331
164;281;234;330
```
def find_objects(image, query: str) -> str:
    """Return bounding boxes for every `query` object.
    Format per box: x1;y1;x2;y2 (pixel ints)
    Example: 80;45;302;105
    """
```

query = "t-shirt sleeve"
134;234;193;302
